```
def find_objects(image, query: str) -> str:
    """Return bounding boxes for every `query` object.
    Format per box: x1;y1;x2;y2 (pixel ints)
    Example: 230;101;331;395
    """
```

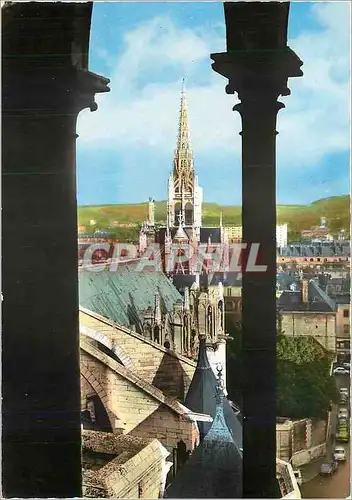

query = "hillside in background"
78;195;350;241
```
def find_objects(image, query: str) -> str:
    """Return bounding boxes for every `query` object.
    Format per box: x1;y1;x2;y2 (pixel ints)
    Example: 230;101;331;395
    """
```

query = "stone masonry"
80;337;199;452
80;308;196;399
82;430;170;498
281;312;336;351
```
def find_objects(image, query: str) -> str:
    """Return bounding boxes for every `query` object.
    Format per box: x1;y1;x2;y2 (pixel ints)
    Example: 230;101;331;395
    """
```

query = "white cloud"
77;3;350;174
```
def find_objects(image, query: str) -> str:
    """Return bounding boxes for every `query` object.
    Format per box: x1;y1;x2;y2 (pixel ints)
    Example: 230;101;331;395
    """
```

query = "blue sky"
77;2;350;207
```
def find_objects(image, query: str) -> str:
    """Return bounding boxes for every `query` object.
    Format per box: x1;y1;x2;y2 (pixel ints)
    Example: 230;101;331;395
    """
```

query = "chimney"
301;278;309;305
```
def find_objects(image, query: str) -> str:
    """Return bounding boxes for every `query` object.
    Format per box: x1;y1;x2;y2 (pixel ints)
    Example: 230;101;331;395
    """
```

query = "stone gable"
80;308;196;399
80;338;199;451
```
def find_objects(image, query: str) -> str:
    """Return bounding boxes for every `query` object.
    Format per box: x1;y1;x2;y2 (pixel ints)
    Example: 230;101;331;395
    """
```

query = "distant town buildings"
223;224;288;247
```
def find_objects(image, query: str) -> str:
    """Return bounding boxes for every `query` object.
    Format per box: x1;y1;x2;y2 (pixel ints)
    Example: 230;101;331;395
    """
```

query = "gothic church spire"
173;78;195;194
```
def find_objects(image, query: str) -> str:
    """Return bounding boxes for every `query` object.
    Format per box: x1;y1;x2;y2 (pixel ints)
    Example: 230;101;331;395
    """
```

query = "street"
301;375;350;498
300;446;350;498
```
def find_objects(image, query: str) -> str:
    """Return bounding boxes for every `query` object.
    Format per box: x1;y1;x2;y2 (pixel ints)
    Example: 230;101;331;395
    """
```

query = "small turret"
148;197;155;226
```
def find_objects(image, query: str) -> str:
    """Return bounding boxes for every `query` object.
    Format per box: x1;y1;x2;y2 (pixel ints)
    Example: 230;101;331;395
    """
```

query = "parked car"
293;469;303;486
334;367;349;376
320;461;338;476
340;394;348;404
340;389;349;402
338;416;349;426
336;425;349;443
342;362;351;370
333;446;346;461
338;407;349;419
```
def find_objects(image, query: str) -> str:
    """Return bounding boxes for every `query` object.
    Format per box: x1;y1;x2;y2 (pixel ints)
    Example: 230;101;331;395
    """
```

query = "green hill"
78;195;350;241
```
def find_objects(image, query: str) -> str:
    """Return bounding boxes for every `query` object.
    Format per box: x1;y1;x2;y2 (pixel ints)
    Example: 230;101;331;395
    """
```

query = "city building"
223;225;243;243
224;223;288;247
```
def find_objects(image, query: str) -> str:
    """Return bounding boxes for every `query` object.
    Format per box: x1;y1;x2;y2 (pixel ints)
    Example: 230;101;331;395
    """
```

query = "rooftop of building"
79;264;182;332
278;279;336;313
184;337;242;449
82;430;167;498
166;364;242;498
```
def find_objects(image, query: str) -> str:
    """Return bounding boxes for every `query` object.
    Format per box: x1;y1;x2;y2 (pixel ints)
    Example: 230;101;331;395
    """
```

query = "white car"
340;388;349;395
338;408;349;419
333;446;346;461
334;367;349;376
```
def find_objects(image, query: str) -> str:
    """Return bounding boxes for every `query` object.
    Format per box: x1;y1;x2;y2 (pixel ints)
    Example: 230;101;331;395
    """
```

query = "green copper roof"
79;264;183;331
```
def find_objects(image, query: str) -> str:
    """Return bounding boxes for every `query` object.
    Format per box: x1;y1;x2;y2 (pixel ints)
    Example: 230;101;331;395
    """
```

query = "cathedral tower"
167;79;203;235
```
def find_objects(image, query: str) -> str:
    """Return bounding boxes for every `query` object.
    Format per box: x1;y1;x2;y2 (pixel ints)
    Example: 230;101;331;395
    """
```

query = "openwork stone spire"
173;78;195;194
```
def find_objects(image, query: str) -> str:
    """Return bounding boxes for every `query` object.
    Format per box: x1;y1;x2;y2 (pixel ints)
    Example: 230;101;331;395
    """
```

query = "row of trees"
226;321;338;419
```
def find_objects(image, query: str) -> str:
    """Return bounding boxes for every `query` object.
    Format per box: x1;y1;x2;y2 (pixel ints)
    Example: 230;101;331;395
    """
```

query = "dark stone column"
211;3;303;497
2;3;109;497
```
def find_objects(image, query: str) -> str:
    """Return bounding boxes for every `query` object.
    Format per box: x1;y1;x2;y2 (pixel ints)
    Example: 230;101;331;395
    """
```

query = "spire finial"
215;364;225;405
173;77;194;193
182;77;186;94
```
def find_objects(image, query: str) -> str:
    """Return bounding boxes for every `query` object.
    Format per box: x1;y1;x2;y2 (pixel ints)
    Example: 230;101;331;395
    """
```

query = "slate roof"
200;227;222;244
210;272;242;287
156;226;222;244
79;265;182;332
276;272;300;291
184;337;243;449
277;290;302;310
309;280;336;311
277;280;336;312
166;371;242;498
335;295;351;305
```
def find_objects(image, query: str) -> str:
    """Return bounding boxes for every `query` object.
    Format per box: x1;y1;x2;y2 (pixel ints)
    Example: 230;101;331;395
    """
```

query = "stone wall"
129;403;198;452
80;309;196;399
276;421;293;462
281;312;336;351
336;303;350;338
276;418;327;466
291;443;326;468
82;430;169;499
80;339;197;452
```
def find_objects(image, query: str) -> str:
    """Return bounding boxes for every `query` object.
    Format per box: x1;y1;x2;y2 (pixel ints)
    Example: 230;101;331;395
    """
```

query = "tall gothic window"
207;306;213;339
218;300;224;329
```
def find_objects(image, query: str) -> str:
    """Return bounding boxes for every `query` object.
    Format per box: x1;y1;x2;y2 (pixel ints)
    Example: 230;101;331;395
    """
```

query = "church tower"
167;80;203;237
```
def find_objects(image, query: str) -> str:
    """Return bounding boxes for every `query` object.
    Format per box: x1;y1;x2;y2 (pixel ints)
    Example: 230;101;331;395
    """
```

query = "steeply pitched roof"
276;272;300;291
309;280;336;311
277;280;336;312
184;337;243;450
200;227;222;244
79;266;182;332
166;373;242;498
210;272;242;287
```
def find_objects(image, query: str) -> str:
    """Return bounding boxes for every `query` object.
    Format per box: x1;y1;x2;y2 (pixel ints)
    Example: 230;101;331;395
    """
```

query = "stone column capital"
3;67;110;117
210;47;303;105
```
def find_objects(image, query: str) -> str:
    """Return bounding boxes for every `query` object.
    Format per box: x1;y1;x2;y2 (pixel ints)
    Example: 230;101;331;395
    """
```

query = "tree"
276;335;338;419
226;322;338;419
